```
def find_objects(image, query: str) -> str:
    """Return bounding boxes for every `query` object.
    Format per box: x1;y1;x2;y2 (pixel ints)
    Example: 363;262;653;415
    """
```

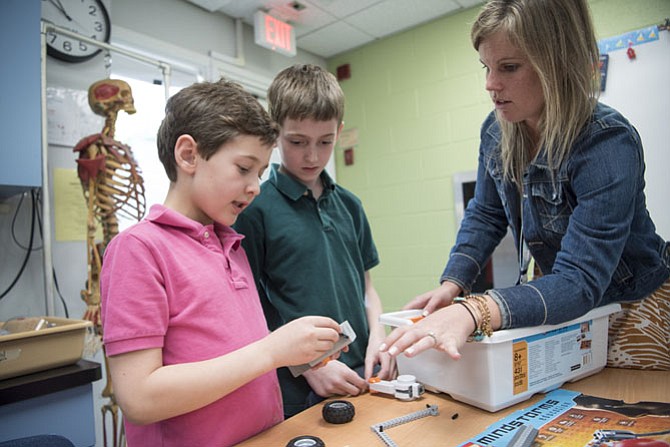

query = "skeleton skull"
88;79;136;117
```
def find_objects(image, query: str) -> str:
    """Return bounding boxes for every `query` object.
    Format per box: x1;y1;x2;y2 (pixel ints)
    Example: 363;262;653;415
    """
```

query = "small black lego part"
322;400;355;424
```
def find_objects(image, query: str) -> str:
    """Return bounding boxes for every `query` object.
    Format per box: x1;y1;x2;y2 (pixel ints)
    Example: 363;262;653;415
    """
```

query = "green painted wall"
327;0;670;311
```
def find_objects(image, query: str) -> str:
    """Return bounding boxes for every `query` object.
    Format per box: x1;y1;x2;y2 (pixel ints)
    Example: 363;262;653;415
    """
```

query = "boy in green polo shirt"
234;64;394;418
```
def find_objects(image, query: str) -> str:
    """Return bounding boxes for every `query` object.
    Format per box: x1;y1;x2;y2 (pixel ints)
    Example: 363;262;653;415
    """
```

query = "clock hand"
47;0;93;36
48;0;73;21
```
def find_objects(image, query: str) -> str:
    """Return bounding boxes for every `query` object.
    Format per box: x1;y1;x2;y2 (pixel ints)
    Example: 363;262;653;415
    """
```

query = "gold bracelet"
453;296;486;341
468;294;493;338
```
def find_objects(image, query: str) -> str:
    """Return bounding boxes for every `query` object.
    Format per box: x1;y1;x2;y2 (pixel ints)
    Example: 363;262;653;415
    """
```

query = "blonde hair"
267;64;344;126
471;0;600;184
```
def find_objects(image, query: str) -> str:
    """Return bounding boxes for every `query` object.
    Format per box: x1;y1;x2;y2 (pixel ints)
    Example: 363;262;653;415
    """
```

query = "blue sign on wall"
598;25;660;54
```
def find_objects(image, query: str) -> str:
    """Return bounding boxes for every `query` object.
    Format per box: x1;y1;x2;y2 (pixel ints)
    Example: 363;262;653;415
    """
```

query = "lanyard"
518;185;532;285
518;226;531;284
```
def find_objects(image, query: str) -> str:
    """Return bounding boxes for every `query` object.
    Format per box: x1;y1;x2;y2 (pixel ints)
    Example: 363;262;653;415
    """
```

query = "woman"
380;0;669;370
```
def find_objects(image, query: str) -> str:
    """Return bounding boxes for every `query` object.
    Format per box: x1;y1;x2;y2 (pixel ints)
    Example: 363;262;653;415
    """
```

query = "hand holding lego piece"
288;321;356;377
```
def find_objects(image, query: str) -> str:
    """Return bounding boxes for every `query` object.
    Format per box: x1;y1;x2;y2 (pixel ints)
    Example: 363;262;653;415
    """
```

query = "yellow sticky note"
54;168;102;242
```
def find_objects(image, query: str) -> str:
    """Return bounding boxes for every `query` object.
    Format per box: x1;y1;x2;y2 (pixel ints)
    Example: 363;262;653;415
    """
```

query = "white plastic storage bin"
380;303;621;412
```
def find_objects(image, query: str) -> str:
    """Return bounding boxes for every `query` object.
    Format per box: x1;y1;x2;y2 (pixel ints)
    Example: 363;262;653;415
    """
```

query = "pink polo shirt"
101;205;282;447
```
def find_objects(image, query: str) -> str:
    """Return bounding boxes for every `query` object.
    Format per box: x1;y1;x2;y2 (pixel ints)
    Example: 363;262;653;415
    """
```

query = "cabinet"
0;360;102;447
0;0;42;198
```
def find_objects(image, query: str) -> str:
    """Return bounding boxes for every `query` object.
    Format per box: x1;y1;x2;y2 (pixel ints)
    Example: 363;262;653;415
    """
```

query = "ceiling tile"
306;0;385;19
210;0;259;17
345;0;462;38
297;21;374;58
261;0;310;22
281;1;339;38
207;0;293;23
186;0;235;13
182;0;485;58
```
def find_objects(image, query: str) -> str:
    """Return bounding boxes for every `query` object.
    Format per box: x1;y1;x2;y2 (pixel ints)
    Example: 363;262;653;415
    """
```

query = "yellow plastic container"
0;317;93;380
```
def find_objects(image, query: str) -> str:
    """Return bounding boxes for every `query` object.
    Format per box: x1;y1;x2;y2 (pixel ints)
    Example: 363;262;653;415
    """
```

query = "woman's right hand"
382;293;502;361
379;303;475;361
266;316;343;368
403;280;462;316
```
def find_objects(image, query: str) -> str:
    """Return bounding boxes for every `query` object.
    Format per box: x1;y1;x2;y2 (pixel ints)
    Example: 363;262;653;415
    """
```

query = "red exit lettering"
265;15;292;52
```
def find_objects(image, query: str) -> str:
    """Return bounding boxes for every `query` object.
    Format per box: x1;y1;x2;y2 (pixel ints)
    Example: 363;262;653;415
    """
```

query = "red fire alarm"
344;148;354;166
337;64;351;81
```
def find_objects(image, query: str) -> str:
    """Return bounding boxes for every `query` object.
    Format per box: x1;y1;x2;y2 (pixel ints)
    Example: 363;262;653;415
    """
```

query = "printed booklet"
458;389;670;447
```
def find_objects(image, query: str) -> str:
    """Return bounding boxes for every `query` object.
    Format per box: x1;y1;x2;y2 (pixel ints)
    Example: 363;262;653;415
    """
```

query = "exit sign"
254;11;296;57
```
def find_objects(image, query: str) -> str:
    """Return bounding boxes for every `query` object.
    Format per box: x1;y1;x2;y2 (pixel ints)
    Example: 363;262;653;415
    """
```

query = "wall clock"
42;0;111;63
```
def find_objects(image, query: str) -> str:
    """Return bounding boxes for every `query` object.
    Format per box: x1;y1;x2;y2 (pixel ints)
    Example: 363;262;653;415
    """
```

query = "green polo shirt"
233;164;379;417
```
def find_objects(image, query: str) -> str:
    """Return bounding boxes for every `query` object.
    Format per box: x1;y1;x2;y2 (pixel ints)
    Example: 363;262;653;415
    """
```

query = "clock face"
42;0;111;63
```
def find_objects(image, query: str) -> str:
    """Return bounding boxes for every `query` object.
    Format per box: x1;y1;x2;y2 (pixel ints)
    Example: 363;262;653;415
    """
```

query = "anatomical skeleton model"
73;79;146;447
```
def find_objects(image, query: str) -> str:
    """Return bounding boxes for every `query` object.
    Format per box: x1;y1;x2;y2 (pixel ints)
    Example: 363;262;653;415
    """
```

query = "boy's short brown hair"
157;78;279;182
267;64;344;127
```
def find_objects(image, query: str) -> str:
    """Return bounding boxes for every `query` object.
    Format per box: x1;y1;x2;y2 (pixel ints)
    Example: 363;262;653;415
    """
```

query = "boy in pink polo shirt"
100;79;343;447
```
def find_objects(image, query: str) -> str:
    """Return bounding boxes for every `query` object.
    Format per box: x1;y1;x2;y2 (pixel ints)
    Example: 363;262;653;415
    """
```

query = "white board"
599;29;670;240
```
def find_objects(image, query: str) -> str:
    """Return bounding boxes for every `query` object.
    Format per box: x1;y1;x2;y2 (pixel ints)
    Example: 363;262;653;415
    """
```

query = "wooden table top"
237;368;670;447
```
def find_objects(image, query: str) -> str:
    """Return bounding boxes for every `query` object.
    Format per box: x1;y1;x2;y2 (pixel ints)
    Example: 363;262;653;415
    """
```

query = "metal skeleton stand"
371;405;439;447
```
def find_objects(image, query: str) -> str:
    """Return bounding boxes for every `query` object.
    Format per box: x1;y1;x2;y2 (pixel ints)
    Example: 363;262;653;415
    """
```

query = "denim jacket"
441;102;670;329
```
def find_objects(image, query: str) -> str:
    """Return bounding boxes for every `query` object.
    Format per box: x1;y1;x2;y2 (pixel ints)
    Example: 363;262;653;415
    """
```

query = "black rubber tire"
286;435;325;447
322;400;355;424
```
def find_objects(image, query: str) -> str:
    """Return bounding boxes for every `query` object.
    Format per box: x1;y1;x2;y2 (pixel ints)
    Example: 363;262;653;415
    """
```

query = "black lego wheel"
322;400;355;424
286;435;325;447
